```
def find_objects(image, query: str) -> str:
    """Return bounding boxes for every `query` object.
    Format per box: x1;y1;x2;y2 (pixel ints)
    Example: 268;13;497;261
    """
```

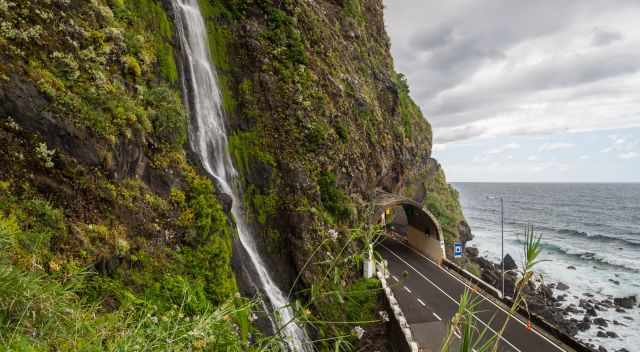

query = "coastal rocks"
502;254;518;271
593;317;608;327
596;330;618;338
556;282;570;291
465;246;479;258
458;220;473;244
613;296;636;309
577;317;591;331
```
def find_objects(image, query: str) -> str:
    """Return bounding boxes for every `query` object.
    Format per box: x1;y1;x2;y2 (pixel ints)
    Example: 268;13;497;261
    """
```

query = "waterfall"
171;1;310;350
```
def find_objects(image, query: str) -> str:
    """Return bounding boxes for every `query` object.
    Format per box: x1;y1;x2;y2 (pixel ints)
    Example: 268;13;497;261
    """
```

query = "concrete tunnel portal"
373;191;446;264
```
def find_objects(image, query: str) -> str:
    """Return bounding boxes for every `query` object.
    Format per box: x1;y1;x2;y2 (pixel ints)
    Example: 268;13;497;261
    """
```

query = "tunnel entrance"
373;191;445;264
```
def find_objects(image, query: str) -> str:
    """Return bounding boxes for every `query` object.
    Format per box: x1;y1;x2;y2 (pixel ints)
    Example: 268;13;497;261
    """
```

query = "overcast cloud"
384;0;640;181
385;0;640;142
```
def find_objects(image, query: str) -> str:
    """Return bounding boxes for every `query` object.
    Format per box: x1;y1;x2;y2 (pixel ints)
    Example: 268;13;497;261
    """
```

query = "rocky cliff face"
193;0;468;284
0;0;467;349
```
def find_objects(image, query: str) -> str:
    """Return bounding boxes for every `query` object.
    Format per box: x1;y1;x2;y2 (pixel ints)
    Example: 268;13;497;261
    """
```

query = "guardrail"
442;259;592;352
377;261;420;352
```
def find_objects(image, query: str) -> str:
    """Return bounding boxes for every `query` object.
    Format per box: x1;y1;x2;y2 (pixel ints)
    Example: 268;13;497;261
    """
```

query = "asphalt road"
379;238;571;352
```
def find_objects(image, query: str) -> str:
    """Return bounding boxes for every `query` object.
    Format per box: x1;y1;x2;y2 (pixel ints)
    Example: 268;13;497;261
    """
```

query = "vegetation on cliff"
0;0;257;349
0;0;468;350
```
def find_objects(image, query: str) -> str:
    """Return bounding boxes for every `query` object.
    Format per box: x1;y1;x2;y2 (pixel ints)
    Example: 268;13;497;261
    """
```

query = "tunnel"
373;190;446;264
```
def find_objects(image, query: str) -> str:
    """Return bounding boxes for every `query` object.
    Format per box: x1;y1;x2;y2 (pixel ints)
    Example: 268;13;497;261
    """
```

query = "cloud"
437;124;487;143
619;151;638;159
601;135;638;153
385;0;640;143
592;28;623;46
527;155;539;161
539;143;576;152
488;143;520;154
579;155;590;160
472;154;491;163
432;144;447;152
531;161;570;173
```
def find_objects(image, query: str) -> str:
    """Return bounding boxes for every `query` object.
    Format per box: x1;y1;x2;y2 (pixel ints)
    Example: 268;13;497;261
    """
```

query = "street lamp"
487;196;505;299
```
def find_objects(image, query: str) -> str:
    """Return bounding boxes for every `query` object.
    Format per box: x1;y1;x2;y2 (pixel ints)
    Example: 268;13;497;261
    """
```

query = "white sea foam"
456;182;640;352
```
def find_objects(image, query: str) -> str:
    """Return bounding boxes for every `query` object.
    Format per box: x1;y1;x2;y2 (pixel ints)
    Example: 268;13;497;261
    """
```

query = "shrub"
144;86;187;149
123;55;142;78
318;171;352;222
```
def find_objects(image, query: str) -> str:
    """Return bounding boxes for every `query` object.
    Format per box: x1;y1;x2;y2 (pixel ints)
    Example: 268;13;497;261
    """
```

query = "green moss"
245;185;277;226
228;131;275;177
144;86;187;149
423;168;464;245
304;121;330;152
342;0;365;26
318;171;353;223
179;173;237;304
344;278;381;322
394;72;428;140
123;55;142;78
261;7;308;67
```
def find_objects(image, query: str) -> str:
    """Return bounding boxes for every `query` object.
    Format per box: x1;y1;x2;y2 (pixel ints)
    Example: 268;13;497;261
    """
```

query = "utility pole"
487;196;505;299
500;197;504;299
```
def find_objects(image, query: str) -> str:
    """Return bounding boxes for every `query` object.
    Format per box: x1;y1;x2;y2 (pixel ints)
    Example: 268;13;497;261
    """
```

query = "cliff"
0;0;468;350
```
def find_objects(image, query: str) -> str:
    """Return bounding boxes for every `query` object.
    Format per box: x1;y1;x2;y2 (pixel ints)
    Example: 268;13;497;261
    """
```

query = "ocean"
452;183;640;352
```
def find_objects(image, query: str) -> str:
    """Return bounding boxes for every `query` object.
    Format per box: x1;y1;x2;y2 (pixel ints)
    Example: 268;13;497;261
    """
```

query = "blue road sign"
454;242;463;258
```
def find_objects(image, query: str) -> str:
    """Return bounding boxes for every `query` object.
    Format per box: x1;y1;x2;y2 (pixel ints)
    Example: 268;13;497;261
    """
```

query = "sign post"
454;242;463;258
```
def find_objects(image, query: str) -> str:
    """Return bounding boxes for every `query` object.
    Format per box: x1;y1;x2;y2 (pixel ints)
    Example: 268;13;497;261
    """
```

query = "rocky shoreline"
465;247;636;352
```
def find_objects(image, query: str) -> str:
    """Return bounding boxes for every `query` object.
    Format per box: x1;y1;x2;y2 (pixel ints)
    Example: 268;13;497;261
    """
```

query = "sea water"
453;183;640;352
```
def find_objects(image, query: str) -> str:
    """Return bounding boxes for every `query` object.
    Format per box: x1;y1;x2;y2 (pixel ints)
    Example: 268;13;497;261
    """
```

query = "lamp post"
487;196;505;299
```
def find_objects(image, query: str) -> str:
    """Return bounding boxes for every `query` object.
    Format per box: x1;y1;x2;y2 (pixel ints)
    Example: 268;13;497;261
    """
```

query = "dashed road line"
389;240;568;352
403;286;412;293
417;298;426;307
392;275;399;282
433;312;442;321
381;244;523;352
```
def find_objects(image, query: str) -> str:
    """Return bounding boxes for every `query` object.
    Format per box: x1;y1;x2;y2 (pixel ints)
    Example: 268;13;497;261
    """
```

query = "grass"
0;208;277;351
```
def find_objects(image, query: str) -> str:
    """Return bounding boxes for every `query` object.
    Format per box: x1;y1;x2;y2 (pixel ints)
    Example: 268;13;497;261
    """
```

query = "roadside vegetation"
0;196;389;351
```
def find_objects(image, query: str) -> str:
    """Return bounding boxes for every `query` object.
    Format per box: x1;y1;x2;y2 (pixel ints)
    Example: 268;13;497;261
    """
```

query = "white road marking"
433;312;442;321
417;298;426;307
403;286;412;293
389;240;568;352
382;245;524;352
392;275;399;282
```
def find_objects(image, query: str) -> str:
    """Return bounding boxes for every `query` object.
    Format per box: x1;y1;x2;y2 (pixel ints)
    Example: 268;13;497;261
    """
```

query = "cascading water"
172;1;310;350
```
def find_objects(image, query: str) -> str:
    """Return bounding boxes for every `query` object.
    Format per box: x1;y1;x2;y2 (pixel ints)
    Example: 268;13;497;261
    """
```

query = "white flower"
352;326;365;340
328;229;338;241
378;310;389;322
250;312;258;322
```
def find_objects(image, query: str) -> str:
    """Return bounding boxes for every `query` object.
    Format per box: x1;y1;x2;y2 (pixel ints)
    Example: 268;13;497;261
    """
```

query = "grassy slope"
0;0;261;349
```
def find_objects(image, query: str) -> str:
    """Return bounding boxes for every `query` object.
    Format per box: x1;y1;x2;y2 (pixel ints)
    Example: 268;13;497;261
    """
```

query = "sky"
384;0;640;182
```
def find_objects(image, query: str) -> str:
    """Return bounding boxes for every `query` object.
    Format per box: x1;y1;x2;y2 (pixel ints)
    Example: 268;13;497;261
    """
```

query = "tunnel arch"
372;190;446;264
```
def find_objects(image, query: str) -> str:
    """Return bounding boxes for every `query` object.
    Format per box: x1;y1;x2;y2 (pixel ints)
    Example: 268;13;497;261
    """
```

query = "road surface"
379;238;572;352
